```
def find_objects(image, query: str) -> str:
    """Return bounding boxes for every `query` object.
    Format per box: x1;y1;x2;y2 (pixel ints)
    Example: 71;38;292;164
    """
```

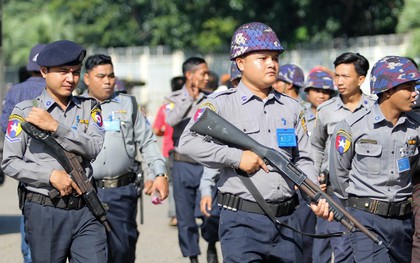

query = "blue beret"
37;40;86;67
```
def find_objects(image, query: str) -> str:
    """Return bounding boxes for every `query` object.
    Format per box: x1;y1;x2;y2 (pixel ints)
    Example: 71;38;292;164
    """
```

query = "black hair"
333;52;369;76
206;71;219;91
182;57;206;76
170;76;185;92
84;54;113;72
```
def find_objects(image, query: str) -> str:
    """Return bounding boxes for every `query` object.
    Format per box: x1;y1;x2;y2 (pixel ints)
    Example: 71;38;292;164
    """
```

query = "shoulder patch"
198;101;217;112
6;114;25;142
335;129;352;154
299;109;308;135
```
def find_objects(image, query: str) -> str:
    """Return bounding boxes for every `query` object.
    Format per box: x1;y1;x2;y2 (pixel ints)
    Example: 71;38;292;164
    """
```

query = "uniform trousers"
172;161;219;257
294;191;316;263
97;184;139;263
219;208;303;263
347;207;412;263
24;201;107;263
313;195;353;263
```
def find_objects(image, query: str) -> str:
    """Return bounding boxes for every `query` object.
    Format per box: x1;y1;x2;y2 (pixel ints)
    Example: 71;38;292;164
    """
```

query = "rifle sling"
236;170;345;239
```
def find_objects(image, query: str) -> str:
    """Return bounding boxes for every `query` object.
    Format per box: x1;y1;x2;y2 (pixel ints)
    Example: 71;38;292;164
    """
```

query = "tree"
396;0;420;58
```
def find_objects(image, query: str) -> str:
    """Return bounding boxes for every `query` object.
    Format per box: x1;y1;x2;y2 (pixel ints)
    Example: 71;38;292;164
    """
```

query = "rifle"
190;108;382;245
21;122;112;232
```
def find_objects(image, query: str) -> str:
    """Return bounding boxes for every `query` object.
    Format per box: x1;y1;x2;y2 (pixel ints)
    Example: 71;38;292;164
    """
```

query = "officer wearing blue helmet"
329;56;420;262
1;40;107;263
179;22;333;263
273;64;309;107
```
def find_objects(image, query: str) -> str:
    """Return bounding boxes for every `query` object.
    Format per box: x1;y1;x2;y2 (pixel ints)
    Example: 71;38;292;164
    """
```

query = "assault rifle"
190;108;382;245
21;122;111;232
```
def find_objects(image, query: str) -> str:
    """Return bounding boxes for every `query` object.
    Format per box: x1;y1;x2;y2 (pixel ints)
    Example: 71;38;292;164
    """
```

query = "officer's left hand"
310;198;334;221
150;176;169;200
26;107;59;132
200;196;212;217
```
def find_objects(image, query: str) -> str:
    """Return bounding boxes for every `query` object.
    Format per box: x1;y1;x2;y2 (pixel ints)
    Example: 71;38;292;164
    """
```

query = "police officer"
179;22;332;263
310;52;376;263
1;40;107;263
329;56;420;262
165;57;219;263
303;68;336;135
272;63;308;107
83;54;168;263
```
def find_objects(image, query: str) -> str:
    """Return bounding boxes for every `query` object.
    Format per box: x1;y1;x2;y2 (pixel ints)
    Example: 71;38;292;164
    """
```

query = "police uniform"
1;40;107;263
330;104;417;262
89;92;166;263
179;81;318;262
329;56;420;262
310;93;375;263
165;85;219;259
311;93;376;175
2;90;106;262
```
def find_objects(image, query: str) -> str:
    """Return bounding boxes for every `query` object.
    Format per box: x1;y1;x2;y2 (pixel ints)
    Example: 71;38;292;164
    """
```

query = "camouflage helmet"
370;56;420;94
230;22;284;60
230;61;242;82
277;64;305;88
304;69;336;96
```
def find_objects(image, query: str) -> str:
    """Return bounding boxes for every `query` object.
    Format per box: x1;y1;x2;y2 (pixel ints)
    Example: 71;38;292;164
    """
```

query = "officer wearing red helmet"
179;22;333;262
329;56;420;262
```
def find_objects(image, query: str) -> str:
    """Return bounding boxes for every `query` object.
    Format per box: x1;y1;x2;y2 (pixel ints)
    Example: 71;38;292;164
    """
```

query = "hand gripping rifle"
190;109;382;245
21;122;112;232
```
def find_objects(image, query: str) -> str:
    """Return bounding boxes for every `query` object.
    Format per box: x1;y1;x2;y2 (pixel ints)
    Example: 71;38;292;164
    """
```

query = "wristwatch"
156;173;168;180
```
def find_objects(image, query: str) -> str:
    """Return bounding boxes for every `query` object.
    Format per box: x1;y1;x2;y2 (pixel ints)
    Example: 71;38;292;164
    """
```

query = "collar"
236;82;280;105
38;89;80;110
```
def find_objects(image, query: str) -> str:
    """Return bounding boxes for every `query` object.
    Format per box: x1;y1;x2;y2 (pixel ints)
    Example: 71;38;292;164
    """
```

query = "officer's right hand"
239;150;269;174
200;196;212;217
50;170;82;196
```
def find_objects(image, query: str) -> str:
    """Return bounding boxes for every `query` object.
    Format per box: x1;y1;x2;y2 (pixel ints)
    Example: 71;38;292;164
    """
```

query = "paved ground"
0;177;221;263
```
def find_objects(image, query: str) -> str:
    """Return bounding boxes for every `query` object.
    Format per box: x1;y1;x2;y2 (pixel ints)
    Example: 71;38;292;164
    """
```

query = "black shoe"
207;243;218;263
190;256;198;263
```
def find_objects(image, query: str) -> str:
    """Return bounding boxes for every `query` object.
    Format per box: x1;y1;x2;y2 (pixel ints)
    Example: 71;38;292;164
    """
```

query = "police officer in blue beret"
330;56;420;262
1;40;107;263
179;22;333;263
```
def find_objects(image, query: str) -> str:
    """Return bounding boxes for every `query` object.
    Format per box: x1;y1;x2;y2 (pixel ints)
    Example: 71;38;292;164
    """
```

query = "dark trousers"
313;195;354;263
412;174;420;263
219;208;303;263
24;201;107;263
97;184;139;263
172;161;219;257
348;207;412;263
294;191;316;263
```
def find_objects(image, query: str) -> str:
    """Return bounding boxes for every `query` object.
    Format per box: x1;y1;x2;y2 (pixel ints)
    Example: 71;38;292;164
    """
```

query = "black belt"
26;191;85;210
95;173;134;189
172;152;198;164
217;192;298;217
348;196;412;218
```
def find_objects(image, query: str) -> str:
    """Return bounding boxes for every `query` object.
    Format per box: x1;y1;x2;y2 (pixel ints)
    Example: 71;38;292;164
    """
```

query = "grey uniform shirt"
329;103;420;201
178;82;318;203
165;85;207;147
200;167;219;197
304;107;316;137
88;93;166;179
1;89;105;196
311;94;376;174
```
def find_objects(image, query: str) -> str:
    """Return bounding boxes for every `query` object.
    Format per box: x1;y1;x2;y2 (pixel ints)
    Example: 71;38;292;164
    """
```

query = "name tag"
397;157;410;173
276;128;297;147
103;120;120;131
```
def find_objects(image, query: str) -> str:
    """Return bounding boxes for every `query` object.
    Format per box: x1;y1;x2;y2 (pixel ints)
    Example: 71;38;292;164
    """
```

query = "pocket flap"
355;143;382;156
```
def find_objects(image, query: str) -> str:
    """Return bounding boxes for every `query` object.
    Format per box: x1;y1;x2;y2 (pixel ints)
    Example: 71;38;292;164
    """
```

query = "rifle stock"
21;122;111;232
190;108;382;245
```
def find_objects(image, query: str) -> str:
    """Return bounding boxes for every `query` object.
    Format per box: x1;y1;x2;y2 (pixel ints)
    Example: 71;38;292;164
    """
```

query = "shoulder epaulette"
16;99;37;110
317;97;336;111
210;88;237;98
345;107;370;126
